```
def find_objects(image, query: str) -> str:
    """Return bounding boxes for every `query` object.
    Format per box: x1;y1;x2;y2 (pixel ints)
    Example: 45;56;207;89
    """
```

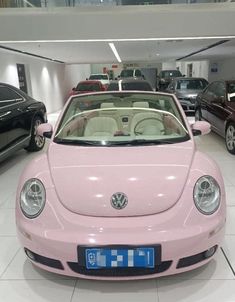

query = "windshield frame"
53;91;191;147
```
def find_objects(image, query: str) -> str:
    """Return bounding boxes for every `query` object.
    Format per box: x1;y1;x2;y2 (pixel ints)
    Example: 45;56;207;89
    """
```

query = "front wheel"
225;123;235;154
195;108;202;121
25;116;45;152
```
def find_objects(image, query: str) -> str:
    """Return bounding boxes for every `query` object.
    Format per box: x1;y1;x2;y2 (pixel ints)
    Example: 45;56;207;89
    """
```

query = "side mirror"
191;121;211;136
72;87;76;91
86;78;88;80
37;123;53;138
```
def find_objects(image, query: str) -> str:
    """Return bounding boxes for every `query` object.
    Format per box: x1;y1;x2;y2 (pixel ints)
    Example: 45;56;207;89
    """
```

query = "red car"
69;80;106;97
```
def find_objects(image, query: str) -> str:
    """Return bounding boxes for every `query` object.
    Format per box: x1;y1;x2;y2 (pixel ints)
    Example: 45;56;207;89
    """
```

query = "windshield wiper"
106;139;176;146
54;138;101;146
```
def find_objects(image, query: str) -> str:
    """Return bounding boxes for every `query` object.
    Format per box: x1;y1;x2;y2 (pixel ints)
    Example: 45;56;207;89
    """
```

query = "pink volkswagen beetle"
16;91;226;280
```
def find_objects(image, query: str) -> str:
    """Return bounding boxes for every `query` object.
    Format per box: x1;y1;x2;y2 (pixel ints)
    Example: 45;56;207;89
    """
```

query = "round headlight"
193;176;220;215
20;178;46;218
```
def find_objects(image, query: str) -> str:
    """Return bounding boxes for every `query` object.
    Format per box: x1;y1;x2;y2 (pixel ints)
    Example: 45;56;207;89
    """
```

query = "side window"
135;70;142;77
204;83;217;98
214;82;225;98
0;86;23;108
227;83;235;102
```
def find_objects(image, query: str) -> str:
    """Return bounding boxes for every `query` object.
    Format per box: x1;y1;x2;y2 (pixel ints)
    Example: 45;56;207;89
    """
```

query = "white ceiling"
0;4;235;64
2;38;235;64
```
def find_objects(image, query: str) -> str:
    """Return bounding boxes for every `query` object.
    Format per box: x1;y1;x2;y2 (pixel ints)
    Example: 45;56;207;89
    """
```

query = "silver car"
166;77;208;113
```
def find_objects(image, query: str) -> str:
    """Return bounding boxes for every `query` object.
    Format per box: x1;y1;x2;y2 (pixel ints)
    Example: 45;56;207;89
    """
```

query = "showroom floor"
0;113;235;302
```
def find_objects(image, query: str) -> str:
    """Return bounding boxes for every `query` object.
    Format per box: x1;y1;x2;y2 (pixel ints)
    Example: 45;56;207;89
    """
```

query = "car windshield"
160;70;182;78
227;82;235;102
107;81;153;91
54;93;189;147
120;70;135;77
176;79;208;90
89;74;108;80
76;83;101;91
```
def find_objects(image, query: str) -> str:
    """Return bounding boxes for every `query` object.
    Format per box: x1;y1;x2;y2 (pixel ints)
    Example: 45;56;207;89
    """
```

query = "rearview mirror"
37;123;53;138
191;121;211;136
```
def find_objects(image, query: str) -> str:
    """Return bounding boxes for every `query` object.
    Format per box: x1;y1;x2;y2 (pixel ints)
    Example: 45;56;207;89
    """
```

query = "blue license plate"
85;247;155;269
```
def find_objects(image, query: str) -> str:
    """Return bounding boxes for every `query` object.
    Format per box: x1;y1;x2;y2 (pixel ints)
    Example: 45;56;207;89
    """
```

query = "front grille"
24;248;64;270
67;260;172;277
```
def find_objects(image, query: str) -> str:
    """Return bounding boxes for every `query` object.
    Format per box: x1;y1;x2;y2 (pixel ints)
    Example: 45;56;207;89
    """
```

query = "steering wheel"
134;117;163;135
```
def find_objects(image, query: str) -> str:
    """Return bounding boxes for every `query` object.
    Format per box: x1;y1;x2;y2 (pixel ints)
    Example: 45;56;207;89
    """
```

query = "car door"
0;85;29;149
0;92;11;151
207;81;228;136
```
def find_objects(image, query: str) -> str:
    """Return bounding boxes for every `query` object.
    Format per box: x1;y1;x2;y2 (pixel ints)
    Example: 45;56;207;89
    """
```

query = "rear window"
160;70;182;78
176;79;208;90
76;83;101;91
89;74;108;80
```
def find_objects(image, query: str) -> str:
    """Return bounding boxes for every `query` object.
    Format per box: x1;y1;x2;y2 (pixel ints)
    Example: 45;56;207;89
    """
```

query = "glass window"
107;83;119;91
76;82;102;92
159;70;182;78
176;79;208;90
54;93;189;147
89;74;108;80
121;82;152;91
227;83;235;102
0;86;23;108
135;70;142;77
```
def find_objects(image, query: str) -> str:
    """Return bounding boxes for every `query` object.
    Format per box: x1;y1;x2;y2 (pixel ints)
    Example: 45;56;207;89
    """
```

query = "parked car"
88;74;110;87
166;77;208;113
16;91;226;280
0;83;47;162
69;80;106;97
157;69;183;91
195;80;235;154
107;78;153;91
118;69;144;79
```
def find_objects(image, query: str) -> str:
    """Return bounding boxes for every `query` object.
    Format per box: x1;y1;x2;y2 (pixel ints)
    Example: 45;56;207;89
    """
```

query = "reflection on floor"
0;113;235;302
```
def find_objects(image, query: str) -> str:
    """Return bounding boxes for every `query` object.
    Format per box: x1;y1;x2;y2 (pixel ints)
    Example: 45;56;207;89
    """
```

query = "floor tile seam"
69;279;78;302
0;247;21;279
220;247;235;277
155;279;160;302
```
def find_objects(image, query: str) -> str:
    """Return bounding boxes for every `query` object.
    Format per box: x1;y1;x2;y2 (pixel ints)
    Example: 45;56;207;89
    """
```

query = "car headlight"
20;178;46;218
193;176;220;215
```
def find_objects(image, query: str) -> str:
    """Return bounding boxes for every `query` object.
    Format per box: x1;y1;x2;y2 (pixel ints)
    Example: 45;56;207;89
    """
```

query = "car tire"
225;123;235;154
25;116;45;152
195;108;202;121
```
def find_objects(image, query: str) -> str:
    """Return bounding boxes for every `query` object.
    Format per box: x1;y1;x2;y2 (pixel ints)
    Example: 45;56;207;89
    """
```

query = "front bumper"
16;189;226;280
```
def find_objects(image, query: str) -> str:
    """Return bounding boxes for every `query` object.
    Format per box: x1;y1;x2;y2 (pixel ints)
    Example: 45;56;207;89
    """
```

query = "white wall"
208;58;235;82
177;60;209;79
64;64;91;100
0;49;91;113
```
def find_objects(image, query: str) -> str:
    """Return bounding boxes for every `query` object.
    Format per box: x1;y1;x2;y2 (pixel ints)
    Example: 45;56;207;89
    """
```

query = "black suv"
0;83;47;162
157;70;183;91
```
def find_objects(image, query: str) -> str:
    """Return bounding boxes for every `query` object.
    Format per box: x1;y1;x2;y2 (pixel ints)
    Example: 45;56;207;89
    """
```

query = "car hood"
48;141;194;217
176;90;201;98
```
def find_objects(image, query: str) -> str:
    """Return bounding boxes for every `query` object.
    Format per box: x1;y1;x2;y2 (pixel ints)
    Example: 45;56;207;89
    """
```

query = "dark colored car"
157;70;183;91
118;69;144;79
166;77;208;113
0;83;47;162
195;80;235;154
69;80;106;97
107;78;153;91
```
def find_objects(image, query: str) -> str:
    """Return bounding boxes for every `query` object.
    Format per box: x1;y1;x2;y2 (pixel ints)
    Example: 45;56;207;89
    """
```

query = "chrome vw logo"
111;192;128;210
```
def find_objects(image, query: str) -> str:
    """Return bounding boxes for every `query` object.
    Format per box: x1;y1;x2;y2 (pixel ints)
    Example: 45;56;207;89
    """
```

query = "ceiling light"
109;43;122;63
156;53;160;56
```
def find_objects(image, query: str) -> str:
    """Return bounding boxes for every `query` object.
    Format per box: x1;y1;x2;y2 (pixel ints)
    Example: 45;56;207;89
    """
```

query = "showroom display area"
0;111;234;301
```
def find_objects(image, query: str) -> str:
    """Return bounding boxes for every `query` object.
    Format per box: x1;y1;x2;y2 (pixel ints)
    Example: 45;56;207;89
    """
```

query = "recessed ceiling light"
109;43;122;63
156;53;160;56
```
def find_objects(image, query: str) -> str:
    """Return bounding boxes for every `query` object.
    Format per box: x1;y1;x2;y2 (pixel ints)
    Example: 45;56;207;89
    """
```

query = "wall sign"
17;64;28;93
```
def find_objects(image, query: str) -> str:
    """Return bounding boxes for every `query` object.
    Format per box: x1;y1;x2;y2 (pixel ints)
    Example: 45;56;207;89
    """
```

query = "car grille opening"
24;248;64;270
177;245;218;269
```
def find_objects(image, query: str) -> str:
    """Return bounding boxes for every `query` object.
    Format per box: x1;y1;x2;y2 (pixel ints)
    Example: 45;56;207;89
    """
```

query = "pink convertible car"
16;91;226;280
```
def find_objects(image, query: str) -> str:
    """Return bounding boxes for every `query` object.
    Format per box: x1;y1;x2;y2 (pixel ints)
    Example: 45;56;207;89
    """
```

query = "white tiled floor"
0;114;234;302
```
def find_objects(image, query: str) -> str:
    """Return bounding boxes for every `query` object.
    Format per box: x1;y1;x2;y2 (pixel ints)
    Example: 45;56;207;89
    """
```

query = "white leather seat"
100;102;115;109
131;112;164;136
133;101;149;108
84;116;118;137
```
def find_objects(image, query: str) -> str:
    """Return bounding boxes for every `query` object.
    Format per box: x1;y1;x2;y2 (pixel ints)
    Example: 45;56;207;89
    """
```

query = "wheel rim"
226;125;235;151
34;119;45;148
